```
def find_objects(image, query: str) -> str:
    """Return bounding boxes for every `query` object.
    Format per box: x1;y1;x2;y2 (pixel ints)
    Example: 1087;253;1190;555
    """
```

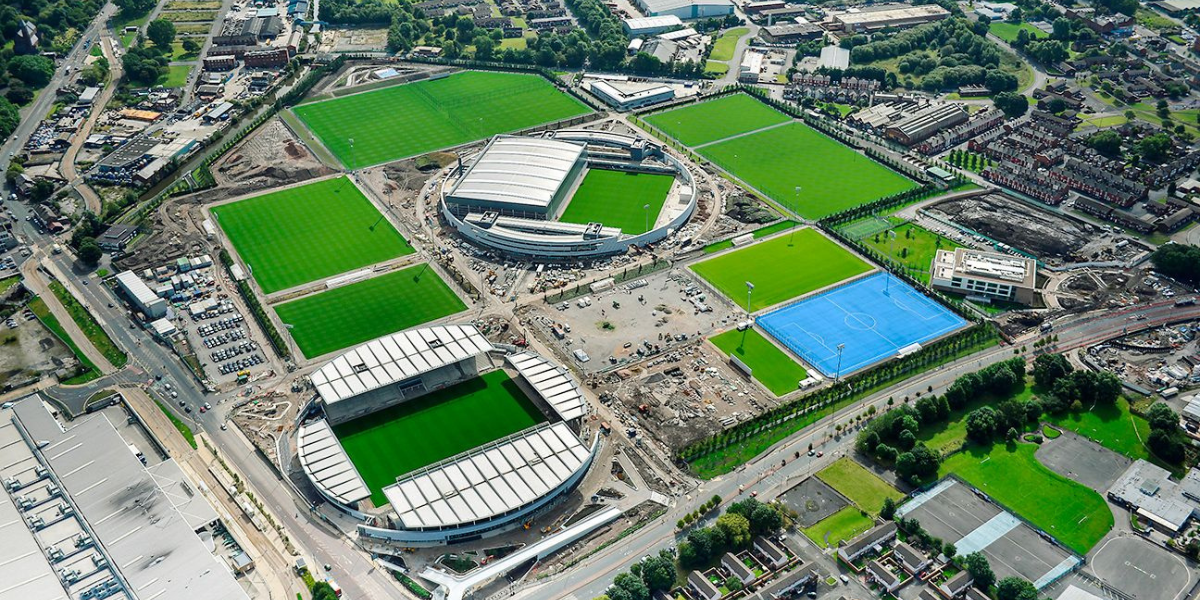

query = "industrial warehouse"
296;325;597;547
440;131;697;259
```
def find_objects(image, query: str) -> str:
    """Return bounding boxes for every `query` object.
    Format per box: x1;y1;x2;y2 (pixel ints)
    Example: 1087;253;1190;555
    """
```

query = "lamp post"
348;137;354;175
835;343;845;383
644;203;650;234
745;281;754;318
886;229;897;293
790;186;801;243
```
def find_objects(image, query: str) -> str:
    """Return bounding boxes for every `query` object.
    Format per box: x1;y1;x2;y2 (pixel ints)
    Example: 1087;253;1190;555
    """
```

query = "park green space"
709;28;748;61
334;370;545;505
691;229;872;311
802;506;874;549
28;297;101;385
704;61;729;75
709;328;808;396
0;276;20;294
702;220;798;254
558;169;674;234
860;222;962;284
1042;397;1151;461
213;177;414;294
643;94;790;147
49;282;127;368
939;442;1113;554
816;458;903;515
988;21;1047;43
698;122;917;219
275;265;466;359
293;71;590;169
158;65;192;88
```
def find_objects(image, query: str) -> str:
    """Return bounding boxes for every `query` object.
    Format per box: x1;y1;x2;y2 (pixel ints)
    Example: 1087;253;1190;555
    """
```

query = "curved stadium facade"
296;325;597;547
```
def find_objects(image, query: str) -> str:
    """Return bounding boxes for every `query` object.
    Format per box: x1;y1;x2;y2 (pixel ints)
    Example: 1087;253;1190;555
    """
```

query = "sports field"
709;327;809;396
558;169;674;234
816;458;903;516
699;122;917;219
643;94;916;219
643;94;790;147
333;370;545;505
275;265;467;358
940;442;1114;554
293;71;591;169
860;222;962;284
691;229;871;312
1042;397;1152;461
758;272;967;377
802;505;874;549
212;177;413;294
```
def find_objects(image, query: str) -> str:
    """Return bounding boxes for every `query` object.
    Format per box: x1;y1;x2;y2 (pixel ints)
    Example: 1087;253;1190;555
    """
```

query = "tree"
1033;353;1073;387
994;92;1029;118
966;406;999;443
1150;243;1200;285
8;55;55;88
122;46;169;85
147;19;176;47
612;572;649;600
942;542;957;559
716;513;752;548
996;577;1039;600
1005;426;1019;442
115;0;157;16
1149;429;1185;463
896;444;939;483
182;38;201;54
876;443;898;461
640;554;674;592
1137;133;1172;162
985;70;1018;93
880;497;897;521
78;238;103;266
311;583;339;600
0;98;19;141
1146;403;1179;432
963;552;996;590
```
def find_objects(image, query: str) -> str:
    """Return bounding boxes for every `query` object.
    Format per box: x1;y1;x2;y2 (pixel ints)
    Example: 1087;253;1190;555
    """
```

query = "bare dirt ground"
212;119;331;190
0;317;76;389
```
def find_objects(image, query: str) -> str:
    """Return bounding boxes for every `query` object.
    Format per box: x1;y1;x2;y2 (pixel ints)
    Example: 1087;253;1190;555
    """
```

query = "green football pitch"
292;71;592;169
275;265;467;358
333;370;546;506
557;169;675;234
643;94;790;147
212;177;413;294
709;328;808;396
691;229;872;312
698;122;918;219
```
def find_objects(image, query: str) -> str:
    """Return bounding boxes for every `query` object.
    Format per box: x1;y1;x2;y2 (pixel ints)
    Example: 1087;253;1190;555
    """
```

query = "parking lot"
1087;536;1193;600
899;479;1080;589
779;476;850;528
1035;431;1132;494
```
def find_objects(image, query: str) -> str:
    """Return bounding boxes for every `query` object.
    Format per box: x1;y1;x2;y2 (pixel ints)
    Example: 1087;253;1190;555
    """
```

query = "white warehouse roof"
640;0;733;14
383;422;592;529
507;352;588;421
297;419;371;505
448;136;585;210
116;270;159;305
312;325;494;404
623;15;683;30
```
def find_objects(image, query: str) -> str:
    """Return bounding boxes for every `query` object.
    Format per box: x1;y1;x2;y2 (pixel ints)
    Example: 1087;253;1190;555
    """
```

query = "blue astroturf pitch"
757;272;967;377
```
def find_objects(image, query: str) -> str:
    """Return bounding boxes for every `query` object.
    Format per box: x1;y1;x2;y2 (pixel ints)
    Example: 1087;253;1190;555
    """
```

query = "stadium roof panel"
313;325;494;404
449;136;586;209
384;422;592;529
297;419;371;505
507;352;589;421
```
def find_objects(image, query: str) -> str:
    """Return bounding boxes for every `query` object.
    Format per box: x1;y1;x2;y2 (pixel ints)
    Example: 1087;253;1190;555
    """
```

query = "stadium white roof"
297;419;371;505
448;136;586;210
383;422;592;529
312;325;494;404
507;352;588;421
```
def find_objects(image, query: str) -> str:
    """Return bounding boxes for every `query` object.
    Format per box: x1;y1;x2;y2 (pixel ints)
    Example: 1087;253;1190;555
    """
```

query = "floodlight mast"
745;281;754;318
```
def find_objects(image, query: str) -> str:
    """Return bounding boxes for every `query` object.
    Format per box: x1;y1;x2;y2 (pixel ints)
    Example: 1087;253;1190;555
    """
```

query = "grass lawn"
989;21;1047;43
860;222;961;284
168;41;199;60
499;37;527;50
816;458;903;515
333;370;545;505
1043;397;1151;461
709;328;808;396
1075;114;1128;130
705;61;730;75
293;71;590;169
155;397;197;449
0;276;20;294
710;27;749;61
213;177;414;294
691;229;872;311
939;442;1113;554
157;65;192;88
698;122;917;219
702;220;798;254
802;506;874;549
275;265;467;358
28;297;101;385
558;169;674;234
48;282;127;368
643;94;790;147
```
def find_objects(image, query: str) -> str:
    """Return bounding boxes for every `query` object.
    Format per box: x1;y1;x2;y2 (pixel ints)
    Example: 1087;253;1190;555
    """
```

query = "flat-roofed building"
739;50;764;82
884;102;968;146
760;21;824;43
634;0;734;19
930;248;1038;304
589;80;675;111
622;15;684;35
831;3;949;32
445;136;587;220
116;270;168;318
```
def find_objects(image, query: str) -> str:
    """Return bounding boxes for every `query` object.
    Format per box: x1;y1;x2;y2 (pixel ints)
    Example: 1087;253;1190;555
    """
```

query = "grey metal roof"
0;420;70;600
506;352;588;421
383;422;591;529
12;400;249;600
642;0;733;13
115;270;159;306
312;325;493;404
146;459;220;531
297;419;371;505
449;136;585;210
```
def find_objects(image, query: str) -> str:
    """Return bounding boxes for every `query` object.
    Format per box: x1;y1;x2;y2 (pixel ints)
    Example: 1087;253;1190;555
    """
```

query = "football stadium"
440;130;697;259
296;324;597;547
